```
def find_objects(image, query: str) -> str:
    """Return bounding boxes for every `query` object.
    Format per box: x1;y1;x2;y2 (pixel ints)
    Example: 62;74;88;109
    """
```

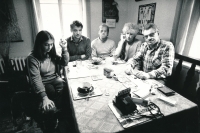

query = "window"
188;18;200;60
35;0;85;54
172;0;200;61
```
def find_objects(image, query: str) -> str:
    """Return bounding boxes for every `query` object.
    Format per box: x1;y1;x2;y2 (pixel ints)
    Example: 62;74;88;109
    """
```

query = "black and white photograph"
0;0;200;133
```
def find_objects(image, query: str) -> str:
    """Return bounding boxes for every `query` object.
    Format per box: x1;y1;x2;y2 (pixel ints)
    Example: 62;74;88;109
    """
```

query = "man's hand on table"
125;64;151;80
134;71;150;80
125;65;132;75
81;54;86;59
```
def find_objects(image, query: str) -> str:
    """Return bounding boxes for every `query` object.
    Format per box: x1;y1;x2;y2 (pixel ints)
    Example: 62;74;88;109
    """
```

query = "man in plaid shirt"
125;23;175;85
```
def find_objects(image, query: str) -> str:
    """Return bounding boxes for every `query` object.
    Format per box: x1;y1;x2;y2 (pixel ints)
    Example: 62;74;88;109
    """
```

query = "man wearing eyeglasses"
66;20;92;62
125;23;175;85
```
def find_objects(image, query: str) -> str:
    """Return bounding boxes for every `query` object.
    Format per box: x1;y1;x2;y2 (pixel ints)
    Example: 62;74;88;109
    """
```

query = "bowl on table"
91;57;102;65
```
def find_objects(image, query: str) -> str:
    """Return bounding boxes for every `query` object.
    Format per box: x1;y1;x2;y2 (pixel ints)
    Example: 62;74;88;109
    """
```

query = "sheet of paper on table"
68;67;91;79
117;76;131;83
123;77;151;98
145;79;164;88
133;83;151;98
91;75;104;81
70;82;103;100
122;82;139;92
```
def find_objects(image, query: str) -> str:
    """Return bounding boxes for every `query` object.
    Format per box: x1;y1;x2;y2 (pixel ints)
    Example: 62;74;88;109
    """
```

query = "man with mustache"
91;24;116;58
125;23;175;85
66;20;92;62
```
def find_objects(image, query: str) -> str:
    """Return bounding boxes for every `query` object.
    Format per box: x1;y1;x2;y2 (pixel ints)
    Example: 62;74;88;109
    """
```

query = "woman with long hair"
26;30;71;133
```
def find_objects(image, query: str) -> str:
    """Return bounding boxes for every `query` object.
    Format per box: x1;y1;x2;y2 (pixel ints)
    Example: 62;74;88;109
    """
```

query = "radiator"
0;57;26;74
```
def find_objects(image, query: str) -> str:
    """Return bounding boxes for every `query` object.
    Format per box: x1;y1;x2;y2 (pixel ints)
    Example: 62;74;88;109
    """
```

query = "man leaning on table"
125;23;175;85
66;20;92;62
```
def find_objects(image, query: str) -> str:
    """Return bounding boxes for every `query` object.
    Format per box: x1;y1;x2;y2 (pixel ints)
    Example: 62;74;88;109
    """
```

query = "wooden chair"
166;53;200;104
10;64;71;132
0;56;71;132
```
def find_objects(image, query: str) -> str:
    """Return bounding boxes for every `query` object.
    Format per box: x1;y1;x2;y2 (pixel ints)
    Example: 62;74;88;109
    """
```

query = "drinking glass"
76;59;82;69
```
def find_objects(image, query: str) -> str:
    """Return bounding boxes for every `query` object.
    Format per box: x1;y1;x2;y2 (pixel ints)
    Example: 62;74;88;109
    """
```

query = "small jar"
104;68;113;78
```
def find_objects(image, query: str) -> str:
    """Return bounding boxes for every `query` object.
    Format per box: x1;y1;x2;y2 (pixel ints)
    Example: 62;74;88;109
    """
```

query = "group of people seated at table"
65;20;174;84
25;20;174;133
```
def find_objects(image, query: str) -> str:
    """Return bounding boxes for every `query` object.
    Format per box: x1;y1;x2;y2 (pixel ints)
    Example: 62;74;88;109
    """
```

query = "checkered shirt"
132;39;175;78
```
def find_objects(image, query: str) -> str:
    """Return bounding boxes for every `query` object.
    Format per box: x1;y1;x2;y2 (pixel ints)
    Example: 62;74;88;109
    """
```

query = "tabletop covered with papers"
67;59;199;133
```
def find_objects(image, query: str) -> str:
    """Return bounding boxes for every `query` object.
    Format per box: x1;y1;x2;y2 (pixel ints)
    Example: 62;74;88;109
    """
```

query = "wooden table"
67;58;199;133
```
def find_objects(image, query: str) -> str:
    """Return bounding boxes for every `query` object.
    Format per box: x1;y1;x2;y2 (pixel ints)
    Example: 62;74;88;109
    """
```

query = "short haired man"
114;23;143;61
66;20;91;62
125;23;175;84
91;24;116;58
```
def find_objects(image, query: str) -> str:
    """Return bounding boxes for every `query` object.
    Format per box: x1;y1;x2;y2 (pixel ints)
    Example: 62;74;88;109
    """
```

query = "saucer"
77;86;94;93
78;91;95;97
78;92;88;97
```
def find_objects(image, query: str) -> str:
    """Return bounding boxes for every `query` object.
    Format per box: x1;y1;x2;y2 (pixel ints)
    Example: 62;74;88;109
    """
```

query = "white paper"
133;83;151;98
106;19;116;27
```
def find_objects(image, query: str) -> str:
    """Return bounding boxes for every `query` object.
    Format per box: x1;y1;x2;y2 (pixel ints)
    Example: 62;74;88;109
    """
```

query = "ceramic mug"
77;82;94;93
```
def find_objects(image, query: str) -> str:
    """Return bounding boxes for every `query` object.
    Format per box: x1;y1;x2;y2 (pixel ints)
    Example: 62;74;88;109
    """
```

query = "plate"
78;91;95;96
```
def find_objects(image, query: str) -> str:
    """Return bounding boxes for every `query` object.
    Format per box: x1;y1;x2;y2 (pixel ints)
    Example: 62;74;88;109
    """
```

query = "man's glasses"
143;31;157;39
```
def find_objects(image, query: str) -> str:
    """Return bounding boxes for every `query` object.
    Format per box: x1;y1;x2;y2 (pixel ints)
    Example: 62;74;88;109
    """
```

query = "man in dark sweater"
66;20;92;62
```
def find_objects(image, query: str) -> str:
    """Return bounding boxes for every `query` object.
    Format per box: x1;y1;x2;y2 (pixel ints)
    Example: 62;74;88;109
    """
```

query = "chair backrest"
0;57;30;93
167;53;200;103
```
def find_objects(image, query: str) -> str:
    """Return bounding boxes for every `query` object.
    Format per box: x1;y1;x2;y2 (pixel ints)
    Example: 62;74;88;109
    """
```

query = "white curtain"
171;0;200;57
79;0;91;38
30;0;90;54
27;0;40;44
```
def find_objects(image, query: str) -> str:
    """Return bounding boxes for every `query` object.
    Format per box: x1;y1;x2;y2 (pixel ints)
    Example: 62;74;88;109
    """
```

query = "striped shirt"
131;40;175;78
91;38;116;57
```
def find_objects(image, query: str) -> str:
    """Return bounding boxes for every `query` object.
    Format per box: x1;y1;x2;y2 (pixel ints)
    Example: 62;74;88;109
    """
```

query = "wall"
127;0;178;41
1;0;130;58
0;0;33;58
90;0;129;45
1;0;178;57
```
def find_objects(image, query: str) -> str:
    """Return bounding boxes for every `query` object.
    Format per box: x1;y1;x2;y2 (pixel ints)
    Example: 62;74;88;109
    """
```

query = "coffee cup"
82;82;91;88
77;82;94;93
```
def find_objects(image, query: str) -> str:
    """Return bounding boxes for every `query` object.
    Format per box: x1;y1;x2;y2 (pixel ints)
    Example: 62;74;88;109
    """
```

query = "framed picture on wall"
137;3;156;34
102;0;119;23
